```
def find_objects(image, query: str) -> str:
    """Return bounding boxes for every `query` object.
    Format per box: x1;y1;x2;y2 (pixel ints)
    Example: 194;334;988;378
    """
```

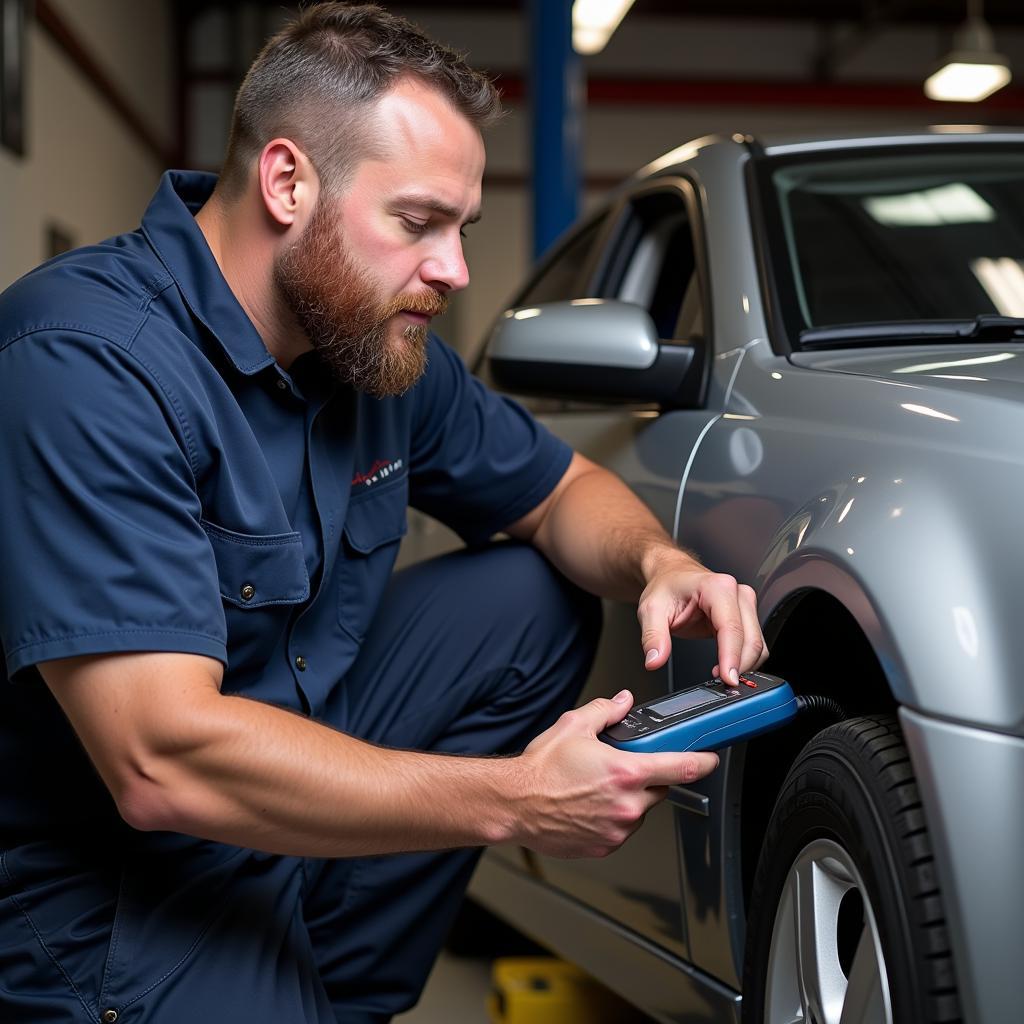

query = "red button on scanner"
741;677;758;688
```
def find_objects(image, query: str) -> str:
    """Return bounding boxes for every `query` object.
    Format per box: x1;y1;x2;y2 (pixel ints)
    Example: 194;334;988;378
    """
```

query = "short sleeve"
408;337;573;544
0;331;227;678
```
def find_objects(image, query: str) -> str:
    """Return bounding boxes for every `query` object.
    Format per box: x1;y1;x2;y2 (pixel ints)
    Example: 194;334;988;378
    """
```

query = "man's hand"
506;690;719;859
509;453;768;686
638;552;768;686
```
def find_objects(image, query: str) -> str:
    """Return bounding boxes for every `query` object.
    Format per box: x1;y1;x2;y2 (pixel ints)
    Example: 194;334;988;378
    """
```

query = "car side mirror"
486;299;706;408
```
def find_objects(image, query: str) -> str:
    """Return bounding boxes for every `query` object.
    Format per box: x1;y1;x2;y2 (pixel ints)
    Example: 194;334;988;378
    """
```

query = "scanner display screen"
648;687;725;717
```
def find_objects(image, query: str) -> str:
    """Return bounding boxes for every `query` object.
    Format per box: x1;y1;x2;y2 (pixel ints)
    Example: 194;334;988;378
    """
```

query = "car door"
495;178;730;963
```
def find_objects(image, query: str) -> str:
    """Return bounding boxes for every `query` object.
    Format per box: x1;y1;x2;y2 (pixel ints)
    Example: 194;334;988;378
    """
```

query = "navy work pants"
1;544;600;1023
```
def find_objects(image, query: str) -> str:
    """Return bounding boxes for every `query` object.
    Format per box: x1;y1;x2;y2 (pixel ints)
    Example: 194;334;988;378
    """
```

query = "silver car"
427;128;1024;1024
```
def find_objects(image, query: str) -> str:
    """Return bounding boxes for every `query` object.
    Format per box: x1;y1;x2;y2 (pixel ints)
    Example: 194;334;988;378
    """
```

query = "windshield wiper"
800;315;1024;350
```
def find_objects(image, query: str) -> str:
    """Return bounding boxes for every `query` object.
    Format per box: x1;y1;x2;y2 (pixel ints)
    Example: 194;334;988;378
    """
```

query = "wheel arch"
734;580;899;918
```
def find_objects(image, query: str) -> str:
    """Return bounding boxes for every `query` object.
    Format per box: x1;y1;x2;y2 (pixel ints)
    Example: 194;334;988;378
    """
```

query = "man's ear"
257;139;318;228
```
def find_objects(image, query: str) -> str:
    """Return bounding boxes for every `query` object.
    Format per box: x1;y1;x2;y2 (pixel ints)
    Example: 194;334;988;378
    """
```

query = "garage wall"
4;3;1023;352
0;0;174;289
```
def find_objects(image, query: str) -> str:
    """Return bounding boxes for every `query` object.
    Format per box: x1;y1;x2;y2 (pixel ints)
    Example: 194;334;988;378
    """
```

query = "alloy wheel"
764;838;892;1024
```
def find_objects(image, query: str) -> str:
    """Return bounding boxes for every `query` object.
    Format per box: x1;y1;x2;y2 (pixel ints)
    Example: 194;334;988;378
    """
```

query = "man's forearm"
518;455;764;680
123;689;525;856
526;460;702;602
43;653;518;858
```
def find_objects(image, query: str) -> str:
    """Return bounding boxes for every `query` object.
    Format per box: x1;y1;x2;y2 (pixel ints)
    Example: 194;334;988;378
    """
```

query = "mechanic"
0;4;766;1022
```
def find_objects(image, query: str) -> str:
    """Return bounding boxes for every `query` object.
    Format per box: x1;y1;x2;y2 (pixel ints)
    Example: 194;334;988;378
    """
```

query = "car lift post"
528;0;582;261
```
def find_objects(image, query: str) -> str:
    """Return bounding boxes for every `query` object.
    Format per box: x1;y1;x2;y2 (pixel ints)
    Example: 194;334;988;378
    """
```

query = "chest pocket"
202;520;310;608
202;521;310;677
337;480;408;641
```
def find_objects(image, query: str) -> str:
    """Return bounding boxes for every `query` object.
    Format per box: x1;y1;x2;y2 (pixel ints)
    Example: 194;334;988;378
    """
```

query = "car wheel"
741;715;961;1024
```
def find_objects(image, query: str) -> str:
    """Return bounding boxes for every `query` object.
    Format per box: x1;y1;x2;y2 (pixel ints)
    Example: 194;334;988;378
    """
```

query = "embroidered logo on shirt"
352;457;404;488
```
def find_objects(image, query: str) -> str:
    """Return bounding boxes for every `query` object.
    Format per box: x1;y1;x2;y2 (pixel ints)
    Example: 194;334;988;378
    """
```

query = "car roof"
755;125;1024;156
634;126;1024;182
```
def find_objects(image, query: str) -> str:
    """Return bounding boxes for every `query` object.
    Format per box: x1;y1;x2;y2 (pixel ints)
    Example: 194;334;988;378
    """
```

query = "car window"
601;187;704;340
515;213;609;307
768;151;1024;331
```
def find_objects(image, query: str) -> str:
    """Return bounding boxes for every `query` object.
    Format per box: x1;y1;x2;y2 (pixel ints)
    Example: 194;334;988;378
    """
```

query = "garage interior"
2;2;1022;1022
5;1;1024;359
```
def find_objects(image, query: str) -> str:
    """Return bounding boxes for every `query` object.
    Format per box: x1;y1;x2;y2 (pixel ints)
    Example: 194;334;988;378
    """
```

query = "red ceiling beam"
494;74;1024;112
185;66;1024;114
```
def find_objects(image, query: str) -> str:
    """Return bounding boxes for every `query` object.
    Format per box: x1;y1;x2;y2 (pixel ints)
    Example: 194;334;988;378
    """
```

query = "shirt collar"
141;170;276;377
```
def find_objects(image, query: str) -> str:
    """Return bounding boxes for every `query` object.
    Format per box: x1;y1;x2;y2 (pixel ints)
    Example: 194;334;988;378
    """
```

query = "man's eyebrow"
394;194;482;225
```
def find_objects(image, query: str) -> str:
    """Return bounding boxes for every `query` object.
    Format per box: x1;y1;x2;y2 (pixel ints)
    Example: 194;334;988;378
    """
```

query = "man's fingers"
627;750;720;788
637;593;674;670
711;664;736;686
704;575;745;686
639;569;767;681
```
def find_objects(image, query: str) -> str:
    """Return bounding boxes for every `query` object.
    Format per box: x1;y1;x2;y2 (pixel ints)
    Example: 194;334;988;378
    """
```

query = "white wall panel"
0;21;166;288
48;0;174;149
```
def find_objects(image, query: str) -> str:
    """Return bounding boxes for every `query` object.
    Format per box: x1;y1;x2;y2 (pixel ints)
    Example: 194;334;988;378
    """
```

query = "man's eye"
401;218;428;234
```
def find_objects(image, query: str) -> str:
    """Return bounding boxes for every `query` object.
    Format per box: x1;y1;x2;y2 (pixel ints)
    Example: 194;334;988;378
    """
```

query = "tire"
741;715;961;1024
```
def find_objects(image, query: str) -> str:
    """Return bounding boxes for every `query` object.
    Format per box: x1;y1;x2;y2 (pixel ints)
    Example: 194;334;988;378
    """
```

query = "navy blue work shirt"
0;170;572;834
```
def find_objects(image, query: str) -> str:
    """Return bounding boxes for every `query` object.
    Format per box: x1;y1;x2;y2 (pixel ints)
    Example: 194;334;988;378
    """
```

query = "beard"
273;198;447;397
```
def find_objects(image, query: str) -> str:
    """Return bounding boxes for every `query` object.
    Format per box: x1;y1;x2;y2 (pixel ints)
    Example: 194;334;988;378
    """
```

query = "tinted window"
770;152;1024;329
603;189;703;340
516;215;606;306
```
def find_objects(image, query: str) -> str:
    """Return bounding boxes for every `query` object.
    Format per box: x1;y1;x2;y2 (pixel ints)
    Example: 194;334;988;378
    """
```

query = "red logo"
352;457;404;488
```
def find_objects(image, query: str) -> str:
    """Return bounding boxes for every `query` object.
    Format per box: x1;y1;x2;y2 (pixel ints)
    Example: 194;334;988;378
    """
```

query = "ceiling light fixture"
572;0;637;55
924;0;1011;102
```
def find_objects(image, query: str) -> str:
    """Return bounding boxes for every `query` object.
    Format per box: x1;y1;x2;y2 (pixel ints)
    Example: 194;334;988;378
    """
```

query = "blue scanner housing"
599;671;797;753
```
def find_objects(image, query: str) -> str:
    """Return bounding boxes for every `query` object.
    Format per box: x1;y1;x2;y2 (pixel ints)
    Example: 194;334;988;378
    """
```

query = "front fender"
752;466;1019;727
679;386;1024;731
758;554;903;695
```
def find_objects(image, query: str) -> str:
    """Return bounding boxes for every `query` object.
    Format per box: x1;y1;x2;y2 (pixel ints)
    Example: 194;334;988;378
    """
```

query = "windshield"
767;149;1024;336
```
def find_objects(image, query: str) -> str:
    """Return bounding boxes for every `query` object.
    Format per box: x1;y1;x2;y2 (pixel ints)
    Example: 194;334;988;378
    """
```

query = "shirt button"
102;1011;119;1023
276;379;288;391
295;655;307;672
240;583;255;602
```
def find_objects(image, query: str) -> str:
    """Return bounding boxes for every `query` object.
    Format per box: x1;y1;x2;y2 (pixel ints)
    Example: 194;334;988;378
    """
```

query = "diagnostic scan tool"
599;671;797;753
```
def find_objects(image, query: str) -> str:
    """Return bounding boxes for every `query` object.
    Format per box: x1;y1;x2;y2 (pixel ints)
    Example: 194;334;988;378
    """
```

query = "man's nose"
422;234;470;293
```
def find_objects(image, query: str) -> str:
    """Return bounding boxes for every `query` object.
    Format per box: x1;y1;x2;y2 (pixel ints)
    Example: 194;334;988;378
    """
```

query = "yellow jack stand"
487;956;642;1024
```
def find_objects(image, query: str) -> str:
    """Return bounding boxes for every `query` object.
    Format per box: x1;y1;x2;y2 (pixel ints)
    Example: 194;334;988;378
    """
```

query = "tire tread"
829;716;960;1022
742;714;962;1024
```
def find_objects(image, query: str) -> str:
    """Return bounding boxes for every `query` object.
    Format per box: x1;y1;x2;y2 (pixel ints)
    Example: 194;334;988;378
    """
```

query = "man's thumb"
579;691;633;733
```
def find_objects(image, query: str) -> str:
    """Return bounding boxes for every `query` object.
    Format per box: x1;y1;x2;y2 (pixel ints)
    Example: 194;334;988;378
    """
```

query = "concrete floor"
391;900;658;1024
394;951;494;1023
394;948;659;1023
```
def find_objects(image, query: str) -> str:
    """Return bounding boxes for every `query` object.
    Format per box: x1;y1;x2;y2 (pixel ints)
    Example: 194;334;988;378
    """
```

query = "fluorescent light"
925;61;1011;102
925;14;1011;102
572;25;606;54
573;0;636;55
971;257;1024;317
863;183;995;226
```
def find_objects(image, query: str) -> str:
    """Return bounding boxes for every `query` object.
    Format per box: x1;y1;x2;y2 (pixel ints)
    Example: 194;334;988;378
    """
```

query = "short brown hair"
218;2;502;199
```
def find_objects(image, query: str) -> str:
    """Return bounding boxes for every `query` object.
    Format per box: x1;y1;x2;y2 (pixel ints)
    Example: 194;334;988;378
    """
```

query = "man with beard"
0;4;766;1022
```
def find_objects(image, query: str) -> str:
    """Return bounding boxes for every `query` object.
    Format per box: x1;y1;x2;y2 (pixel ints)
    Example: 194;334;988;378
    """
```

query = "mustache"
379;289;449;320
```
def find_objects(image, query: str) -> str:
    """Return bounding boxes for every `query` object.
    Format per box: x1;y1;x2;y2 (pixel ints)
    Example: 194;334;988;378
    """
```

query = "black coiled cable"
794;694;848;720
